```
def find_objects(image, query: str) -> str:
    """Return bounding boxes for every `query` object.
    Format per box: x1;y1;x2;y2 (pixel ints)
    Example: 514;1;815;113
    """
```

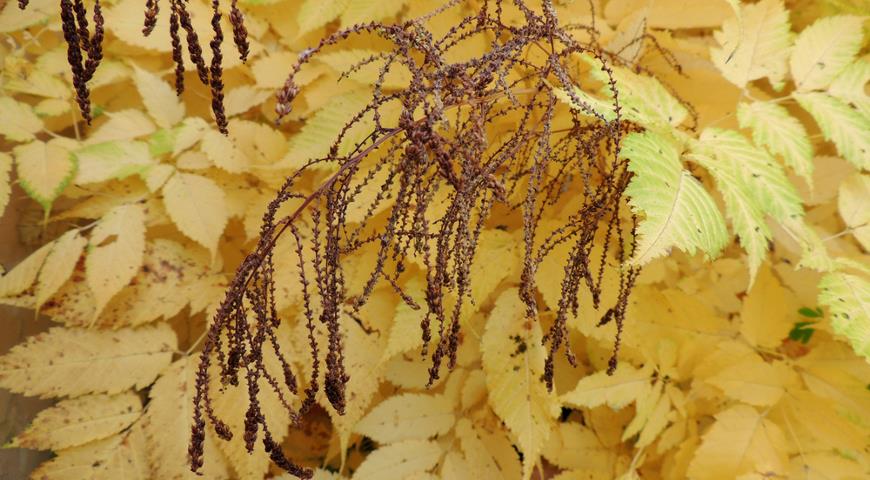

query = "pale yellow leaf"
0;97;42;142
86;204;147;315
604;0;734;29
481;288;559;480
142;358;231;479
9;392;141;450
14;139;78;211
340;0;406;26
794;92;870;170
707;358;799;406
297;0;350;38
711;0;793;89
543;422;617;472
838;173;870;250
790;15;865;92
0;0;53;32
0;241;53;298
355;393;454;444
0;324;175;398
737;101;813;184
316;49;412;89
686;405;788;480
224;85;272;117
30;425;150;480
131;65;185;128
35;229;87;308
561;363;653;410
352;439;441;480
87;110;157;144
162;172;228;256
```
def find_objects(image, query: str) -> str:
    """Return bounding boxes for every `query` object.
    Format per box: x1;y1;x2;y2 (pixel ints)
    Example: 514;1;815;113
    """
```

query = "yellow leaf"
790;15;865;92
14;139;78;211
297;0;350;38
0;240;53;298
30;425;150;480
739;264;798;348
711;0;793;89
543;422;617;472
224;85;272;117
35;229;87;308
707;357;798;406
481;288;559;480
0;97;42;142
604;0;733;29
86;204;147;316
252;51;327;90
340;0;406;26
142;358;231;479
131;65;185;128
838;173;870;250
162;172;228;256
352;439;442;480
87;110;157;144
316;49;412;89
561;363;653;410
354;393;454;444
0;324;175;398
9;392;141;450
686;405;788;480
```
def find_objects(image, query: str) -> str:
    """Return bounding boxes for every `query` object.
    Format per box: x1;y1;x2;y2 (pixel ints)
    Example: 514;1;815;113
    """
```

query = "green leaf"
818;271;870;361
788;321;816;344
690;129;803;283
795;92;870;170
73;141;154;184
737;101;813;185
622;131;729;266
797;306;823;318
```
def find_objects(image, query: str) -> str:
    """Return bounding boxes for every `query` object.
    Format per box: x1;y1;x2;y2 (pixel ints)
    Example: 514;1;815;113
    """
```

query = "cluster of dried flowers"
19;0;250;133
189;0;645;477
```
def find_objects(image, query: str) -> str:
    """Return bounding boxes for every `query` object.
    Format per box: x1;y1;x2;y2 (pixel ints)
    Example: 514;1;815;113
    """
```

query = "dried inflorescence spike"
19;0;250;133
190;1;664;477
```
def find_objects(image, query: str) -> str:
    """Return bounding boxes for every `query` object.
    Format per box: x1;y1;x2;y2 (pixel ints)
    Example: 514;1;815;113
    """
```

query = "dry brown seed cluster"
18;0;251;133
188;0;658;477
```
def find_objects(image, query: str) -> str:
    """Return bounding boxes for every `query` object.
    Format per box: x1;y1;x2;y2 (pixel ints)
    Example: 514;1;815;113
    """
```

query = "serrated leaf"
297;0;350;38
481;288;559;480
35;229;87;308
561;364;653;410
686;405;788;480
86;204;146;316
691;128;803;283
0;97;43;142
0;241;53;298
316;49;412;90
131;65;185;128
790;15;864;92
224;85;272;117
355;393;455;444
711;0;793;89
87;109;157;144
838;173;870;250
737;102;813;184
707;357;798;406
828;60;870;120
282;90;371;169
340;0;406;26
795;92;870;170
818;271;870;361
9;392;142;450
622;131;729;265
351;439;441;480
30;425;150;480
14;139;78;211
142;358;231;479
0;324;175;398
73;141;154;184
162;172;228;256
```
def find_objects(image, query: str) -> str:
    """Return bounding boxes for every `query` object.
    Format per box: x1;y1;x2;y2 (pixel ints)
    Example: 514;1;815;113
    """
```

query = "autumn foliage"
0;1;869;480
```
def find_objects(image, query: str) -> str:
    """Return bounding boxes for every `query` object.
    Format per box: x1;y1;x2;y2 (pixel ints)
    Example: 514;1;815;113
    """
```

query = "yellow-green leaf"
790;15;864;92
14;139;78;211
737;101;813;184
795;92;870;170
